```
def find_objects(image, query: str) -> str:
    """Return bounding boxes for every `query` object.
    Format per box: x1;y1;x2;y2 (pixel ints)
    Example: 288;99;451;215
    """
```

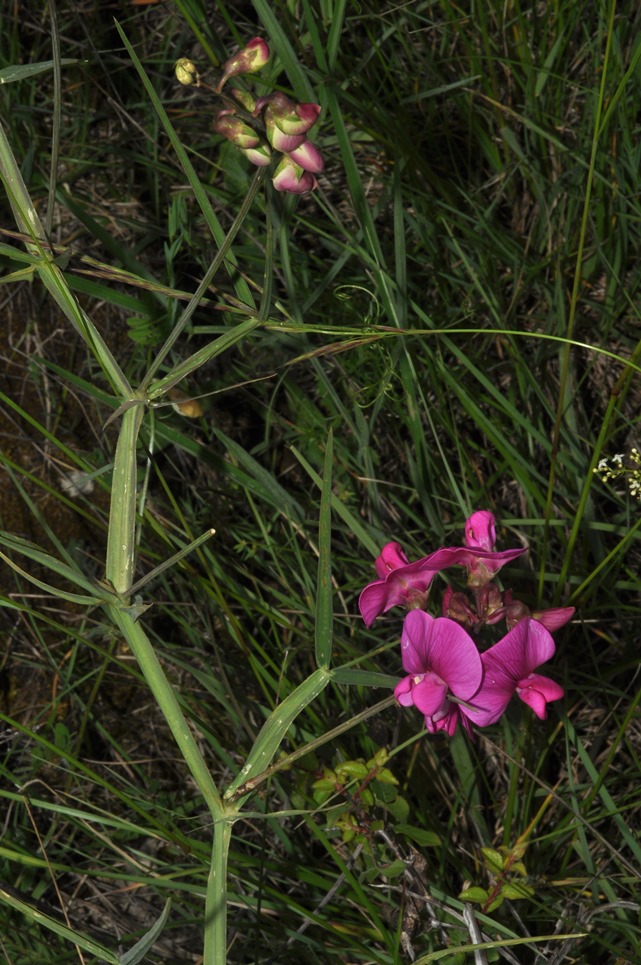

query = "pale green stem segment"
107;606;224;816
105;403;145;596
205;818;234;965
108;606;233;965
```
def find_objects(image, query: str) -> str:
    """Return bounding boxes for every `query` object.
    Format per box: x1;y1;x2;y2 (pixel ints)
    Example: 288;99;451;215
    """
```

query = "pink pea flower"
419;544;526;588
461;510;527;586
216;37;270;92
272;155;317;194
394;610;483;734
465;510;497;551
460;618;564;727
359;542;453;627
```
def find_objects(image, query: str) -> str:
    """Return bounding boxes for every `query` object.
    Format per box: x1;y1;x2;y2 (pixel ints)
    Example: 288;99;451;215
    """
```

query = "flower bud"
231;88;257;113
288;139;324;173
256;92;321;135
241;143;273;167
264;113;307;152
213;110;260;149
217;37;270;92
272;155;317;194
175;58;200;87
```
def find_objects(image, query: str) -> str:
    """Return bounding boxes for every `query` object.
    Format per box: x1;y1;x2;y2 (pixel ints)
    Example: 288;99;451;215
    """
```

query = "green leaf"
213;427;304;525
458;886;489;904
0;59;81;84
502;882;535;901
331;668;399;688
315;429;334;669
225;667;331;798
482;847;505;874
0;884;119;963
335;760;368;782
119;898;171;965
396;824;442;848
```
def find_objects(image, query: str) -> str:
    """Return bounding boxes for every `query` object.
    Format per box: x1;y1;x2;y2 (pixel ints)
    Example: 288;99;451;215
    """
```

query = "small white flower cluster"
593;448;641;500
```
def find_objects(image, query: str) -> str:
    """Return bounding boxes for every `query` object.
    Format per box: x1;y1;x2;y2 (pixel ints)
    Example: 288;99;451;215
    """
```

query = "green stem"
205;817;234;965
107;605;224;818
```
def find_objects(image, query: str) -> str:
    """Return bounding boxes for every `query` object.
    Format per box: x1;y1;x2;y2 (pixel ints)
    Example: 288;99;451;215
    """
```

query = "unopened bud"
213;110;260;149
272;155;317;194
175;58;200;87
264;113;306;152
216;37;270;92
288;139;324;173
241;143;272;167
255;92;321;136
231;88;257;113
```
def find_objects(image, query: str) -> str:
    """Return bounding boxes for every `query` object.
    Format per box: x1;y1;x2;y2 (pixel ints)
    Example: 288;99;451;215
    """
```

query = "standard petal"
460;677;514;727
481;618;555;681
419;615;483;699
400;609;434;673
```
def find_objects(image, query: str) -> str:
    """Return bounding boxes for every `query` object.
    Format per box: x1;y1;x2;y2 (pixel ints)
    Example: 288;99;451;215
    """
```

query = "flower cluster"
209;38;323;195
360;511;572;736
593;448;641;501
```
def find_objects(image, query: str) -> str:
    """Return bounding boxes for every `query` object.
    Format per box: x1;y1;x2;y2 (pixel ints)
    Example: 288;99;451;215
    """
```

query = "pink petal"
268;125;307;152
460;619;558;727
375;541;409;578
286;102;322;135
394;676;413;706
359;581;397;627
485;617;556;680
411;675;448;716
465;511;496;551
532;607;575;632
401;610;482;699
241;145;272;167
425;701;461;736
517;674;564;719
288;139;324;173
272;158;317;194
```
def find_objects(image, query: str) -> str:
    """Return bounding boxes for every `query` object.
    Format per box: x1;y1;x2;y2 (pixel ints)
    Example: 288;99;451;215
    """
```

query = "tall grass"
1;0;640;962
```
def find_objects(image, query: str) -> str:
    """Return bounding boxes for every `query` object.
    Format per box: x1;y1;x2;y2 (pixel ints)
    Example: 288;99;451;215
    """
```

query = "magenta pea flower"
465;510;497;551
359;542;451;627
461;510;527;586
460;618;564;727
394;610;483;733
